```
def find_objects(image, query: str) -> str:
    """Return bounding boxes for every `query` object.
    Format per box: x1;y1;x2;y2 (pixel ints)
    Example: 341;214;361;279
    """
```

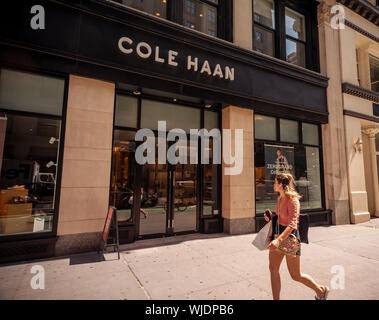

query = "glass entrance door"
172;144;198;233
138;140;198;236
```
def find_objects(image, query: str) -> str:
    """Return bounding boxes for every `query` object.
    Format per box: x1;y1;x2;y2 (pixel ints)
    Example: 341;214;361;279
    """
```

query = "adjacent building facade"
0;0;377;263
318;0;379;224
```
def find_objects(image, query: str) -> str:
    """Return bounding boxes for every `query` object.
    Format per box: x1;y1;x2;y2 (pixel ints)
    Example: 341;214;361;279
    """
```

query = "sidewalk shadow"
119;232;234;254
69;252;105;265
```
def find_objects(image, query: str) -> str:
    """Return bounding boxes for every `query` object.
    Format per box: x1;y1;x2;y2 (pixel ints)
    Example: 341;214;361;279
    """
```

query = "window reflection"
0;115;60;235
255;116;323;213
117;0;167;18
285;7;306;67
286;38;306;67
285;7;305;41
253;0;275;56
183;0;217;37
253;0;275;28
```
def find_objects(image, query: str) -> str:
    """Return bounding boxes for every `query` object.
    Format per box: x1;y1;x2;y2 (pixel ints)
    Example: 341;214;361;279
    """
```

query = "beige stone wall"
222;106;255;234
343;94;373;116
344;116;370;223
339;26;359;85
233;0;253;50
57;75;115;235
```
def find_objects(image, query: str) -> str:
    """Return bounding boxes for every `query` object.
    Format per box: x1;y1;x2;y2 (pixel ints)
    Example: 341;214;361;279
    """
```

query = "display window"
255;114;323;214
0;68;65;236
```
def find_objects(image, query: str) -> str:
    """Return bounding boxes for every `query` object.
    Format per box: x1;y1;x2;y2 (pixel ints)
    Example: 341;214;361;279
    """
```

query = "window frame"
252;0;319;71
254;114;326;214
369;54;379;93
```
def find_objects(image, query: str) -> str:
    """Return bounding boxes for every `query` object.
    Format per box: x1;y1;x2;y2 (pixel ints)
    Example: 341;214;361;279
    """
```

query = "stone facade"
318;0;379;223
222;106;255;234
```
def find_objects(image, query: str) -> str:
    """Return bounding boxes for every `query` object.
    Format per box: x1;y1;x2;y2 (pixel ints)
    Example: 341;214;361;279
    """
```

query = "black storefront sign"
0;0;328;120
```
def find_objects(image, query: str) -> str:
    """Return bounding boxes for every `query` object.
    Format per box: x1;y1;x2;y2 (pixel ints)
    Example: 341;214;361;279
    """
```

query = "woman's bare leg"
269;249;285;300
286;255;327;298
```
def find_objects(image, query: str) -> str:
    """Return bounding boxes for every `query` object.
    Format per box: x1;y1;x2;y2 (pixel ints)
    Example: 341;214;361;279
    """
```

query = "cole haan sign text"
118;37;235;81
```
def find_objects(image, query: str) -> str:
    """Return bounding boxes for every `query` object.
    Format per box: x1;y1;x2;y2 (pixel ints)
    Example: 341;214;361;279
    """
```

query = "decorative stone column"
362;126;379;217
222;106;255;234
55;75;115;255
344;116;370;224
318;0;350;224
356;42;373;90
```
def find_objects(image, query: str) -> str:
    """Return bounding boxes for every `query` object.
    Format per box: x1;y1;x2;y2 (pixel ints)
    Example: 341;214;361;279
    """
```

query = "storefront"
0;0;329;262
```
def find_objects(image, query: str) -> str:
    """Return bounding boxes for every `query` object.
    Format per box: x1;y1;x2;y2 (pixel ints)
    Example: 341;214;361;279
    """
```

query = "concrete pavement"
1;218;379;300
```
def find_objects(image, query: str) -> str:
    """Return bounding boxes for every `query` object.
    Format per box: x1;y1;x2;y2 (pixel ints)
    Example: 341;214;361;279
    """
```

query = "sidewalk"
1;219;379;300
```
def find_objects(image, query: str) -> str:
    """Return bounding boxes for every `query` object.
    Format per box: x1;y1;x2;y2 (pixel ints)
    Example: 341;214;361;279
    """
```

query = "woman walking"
264;173;329;300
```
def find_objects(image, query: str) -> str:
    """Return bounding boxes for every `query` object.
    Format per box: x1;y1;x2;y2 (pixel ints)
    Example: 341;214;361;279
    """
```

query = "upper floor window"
183;0;218;37
116;0;167;18
253;0;318;70
285;7;306;67
112;0;230;40
253;0;275;56
369;55;379;93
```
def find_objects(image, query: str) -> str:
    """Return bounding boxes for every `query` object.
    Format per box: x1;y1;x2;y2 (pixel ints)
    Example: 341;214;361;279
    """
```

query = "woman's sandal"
315;286;329;300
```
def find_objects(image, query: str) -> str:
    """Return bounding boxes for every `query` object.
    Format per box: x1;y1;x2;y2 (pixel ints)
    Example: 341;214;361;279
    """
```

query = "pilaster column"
56;75;115;255
318;0;351;224
362;126;379;217
222;106;255;234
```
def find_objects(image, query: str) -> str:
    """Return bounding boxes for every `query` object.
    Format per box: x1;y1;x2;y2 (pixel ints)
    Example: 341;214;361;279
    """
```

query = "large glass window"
0;69;64;236
280;119;298;143
255;115;323;213
255;115;276;140
141;99;200;133
369;55;379;93
115;94;138;128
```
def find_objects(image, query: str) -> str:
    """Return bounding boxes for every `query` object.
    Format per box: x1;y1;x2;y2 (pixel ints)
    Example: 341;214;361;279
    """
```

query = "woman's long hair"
275;173;302;199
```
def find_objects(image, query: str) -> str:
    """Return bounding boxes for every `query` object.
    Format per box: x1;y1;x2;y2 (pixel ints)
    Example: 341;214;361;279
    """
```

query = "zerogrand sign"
118;37;235;82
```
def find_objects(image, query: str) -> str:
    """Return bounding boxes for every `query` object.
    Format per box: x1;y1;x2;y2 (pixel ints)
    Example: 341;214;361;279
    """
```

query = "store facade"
0;0;329;262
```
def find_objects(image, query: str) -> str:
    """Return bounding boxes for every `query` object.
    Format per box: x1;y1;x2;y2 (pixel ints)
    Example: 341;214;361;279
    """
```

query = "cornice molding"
337;0;379;26
344;109;379;123
345;19;379;42
342;82;379;102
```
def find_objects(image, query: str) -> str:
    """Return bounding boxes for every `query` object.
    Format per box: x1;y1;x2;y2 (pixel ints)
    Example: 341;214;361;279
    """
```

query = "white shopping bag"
252;221;272;251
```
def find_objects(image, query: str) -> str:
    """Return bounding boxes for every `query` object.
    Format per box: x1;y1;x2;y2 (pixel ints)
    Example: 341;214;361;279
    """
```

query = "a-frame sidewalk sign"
99;206;120;259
